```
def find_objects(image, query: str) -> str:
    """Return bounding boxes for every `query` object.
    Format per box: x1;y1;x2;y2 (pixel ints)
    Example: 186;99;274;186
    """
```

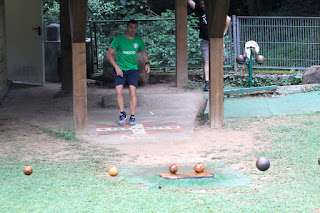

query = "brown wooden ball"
169;164;178;174
236;55;246;64
318;158;320;165
23;166;33;175
194;162;205;173
255;55;265;64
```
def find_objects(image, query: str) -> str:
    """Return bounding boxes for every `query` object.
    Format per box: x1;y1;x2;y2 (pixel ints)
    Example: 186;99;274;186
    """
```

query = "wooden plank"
60;0;73;93
72;43;87;134
206;0;230;38
175;0;188;88
209;38;224;128
158;170;214;180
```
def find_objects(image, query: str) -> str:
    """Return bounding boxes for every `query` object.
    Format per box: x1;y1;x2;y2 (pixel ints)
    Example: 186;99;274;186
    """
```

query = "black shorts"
114;70;139;87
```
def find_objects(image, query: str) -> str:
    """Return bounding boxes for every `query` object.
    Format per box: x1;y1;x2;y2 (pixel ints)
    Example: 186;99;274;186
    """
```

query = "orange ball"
23;166;33;175
108;166;119;176
169;164;178;174
194;162;205;173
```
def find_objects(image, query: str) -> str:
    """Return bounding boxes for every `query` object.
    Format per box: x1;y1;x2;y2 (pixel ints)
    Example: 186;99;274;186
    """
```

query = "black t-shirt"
195;2;208;41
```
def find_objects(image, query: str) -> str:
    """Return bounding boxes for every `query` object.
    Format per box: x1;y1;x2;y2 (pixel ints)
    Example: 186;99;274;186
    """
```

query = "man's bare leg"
204;60;209;82
203;60;210;91
116;85;124;112
116;85;127;125
129;85;137;125
129;85;137;115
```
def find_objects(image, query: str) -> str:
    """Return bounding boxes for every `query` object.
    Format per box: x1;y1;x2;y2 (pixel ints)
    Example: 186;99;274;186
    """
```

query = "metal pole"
93;22;99;70
248;49;253;87
232;15;238;72
89;19;94;74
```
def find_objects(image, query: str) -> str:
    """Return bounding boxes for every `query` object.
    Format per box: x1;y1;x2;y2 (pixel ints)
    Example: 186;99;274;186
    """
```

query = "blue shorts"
114;70;139;87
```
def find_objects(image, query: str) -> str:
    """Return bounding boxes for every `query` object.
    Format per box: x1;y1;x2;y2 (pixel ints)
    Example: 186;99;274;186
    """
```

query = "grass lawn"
1;112;320;212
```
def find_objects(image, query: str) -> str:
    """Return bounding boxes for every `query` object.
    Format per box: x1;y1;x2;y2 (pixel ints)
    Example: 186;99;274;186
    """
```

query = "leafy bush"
43;1;60;24
224;73;303;87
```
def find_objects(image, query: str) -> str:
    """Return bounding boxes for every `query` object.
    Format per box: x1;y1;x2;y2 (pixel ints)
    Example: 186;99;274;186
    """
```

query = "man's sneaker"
129;115;136;126
118;112;127;126
203;81;209;91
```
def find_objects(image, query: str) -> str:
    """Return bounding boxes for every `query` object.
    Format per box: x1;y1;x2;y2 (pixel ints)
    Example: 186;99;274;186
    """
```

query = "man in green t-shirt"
106;20;150;126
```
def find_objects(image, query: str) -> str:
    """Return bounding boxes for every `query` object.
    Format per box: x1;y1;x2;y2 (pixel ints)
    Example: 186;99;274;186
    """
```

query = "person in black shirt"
188;0;231;91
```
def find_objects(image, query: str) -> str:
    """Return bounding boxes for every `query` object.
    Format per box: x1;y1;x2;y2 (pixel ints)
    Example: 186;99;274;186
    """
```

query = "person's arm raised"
187;0;195;10
223;16;231;36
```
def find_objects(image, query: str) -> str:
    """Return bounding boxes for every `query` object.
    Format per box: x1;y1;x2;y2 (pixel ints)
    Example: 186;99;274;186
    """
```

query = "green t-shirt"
110;34;145;71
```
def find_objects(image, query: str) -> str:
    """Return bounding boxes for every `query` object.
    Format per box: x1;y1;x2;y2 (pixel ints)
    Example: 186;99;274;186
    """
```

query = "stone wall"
0;0;8;101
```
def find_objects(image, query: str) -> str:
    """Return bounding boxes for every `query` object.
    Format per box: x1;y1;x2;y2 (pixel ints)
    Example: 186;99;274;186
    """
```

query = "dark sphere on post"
256;157;270;171
255;55;265;64
236;55;246;64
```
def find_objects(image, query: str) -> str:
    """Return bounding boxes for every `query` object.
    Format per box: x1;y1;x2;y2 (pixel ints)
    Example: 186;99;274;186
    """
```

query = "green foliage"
90;9;205;69
44;128;78;142
87;1;119;20
304;85;320;92
224;73;303;87
43;1;60;24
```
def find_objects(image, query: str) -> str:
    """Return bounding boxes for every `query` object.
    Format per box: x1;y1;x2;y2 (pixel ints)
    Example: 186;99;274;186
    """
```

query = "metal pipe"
93;22;99;70
248;48;253;88
232;15;238;72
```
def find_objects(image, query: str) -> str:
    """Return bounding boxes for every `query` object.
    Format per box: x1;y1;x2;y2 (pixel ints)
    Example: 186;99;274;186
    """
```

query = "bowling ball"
256;157;270;171
108;166;119;176
169;164;178;174
255;55;265;64
236;55;246;64
194;162;205;173
23;166;33;175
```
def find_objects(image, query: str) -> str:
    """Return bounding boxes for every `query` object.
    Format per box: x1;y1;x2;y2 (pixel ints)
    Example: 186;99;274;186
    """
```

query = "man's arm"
187;0;195;10
140;51;150;73
106;47;123;77
223;15;231;36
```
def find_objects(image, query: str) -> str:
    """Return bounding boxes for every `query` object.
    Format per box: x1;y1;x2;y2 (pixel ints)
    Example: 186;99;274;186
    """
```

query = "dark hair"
127;19;138;26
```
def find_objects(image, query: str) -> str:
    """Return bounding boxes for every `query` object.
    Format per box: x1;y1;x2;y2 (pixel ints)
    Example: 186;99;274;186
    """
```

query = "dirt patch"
0;82;272;175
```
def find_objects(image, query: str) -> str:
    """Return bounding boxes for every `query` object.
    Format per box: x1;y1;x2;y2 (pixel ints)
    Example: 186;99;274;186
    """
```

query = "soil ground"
0;82;271;176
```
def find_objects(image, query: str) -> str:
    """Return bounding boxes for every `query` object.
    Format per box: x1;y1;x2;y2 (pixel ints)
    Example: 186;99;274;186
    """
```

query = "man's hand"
115;66;123;77
145;64;150;73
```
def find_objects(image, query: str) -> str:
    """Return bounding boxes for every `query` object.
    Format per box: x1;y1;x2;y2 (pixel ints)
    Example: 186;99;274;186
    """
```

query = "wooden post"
209;38;224;128
72;43;87;134
206;0;230;128
69;0;88;134
60;0;73;94
175;0;188;88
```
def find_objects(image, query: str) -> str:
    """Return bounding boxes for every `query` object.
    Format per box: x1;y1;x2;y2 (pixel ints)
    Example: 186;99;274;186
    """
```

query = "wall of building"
0;0;8;101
